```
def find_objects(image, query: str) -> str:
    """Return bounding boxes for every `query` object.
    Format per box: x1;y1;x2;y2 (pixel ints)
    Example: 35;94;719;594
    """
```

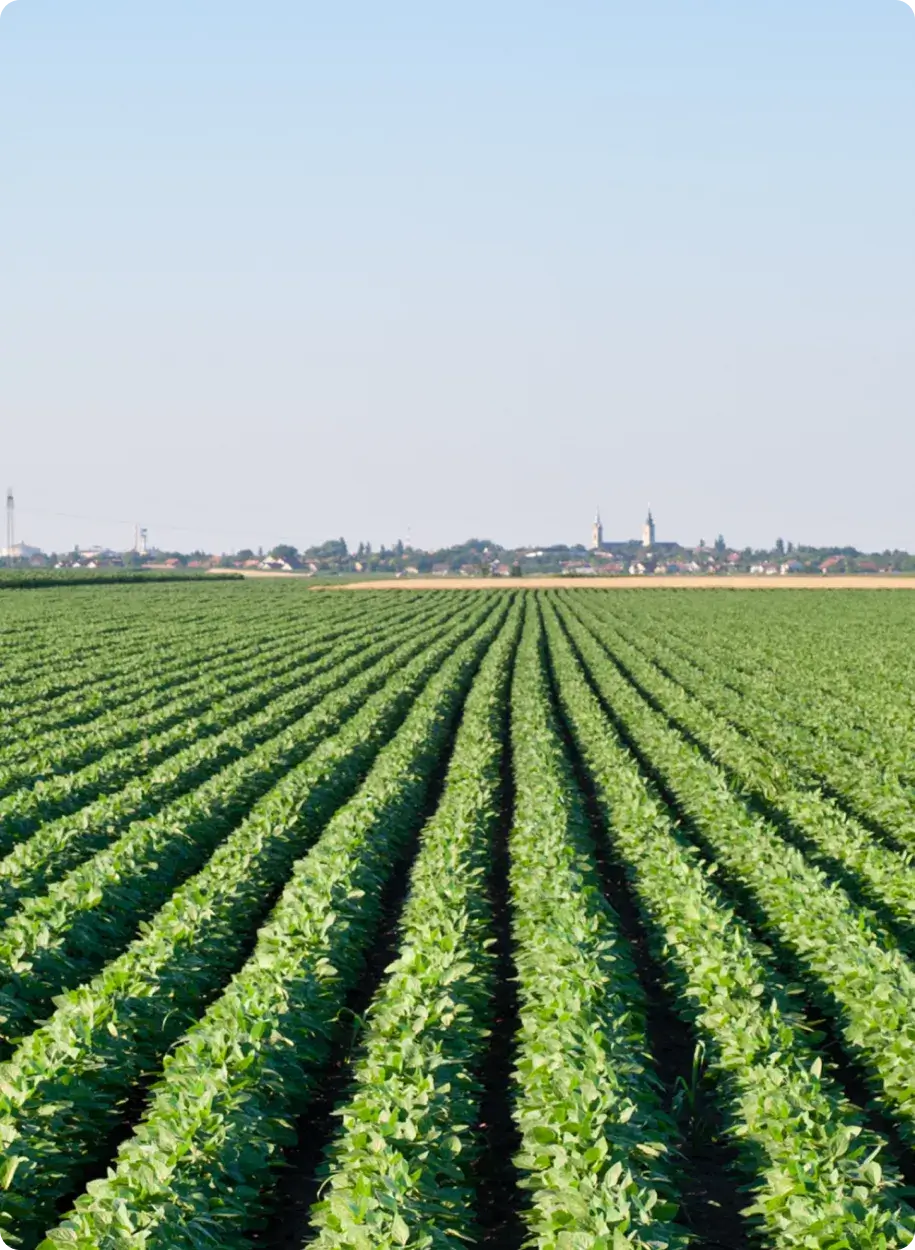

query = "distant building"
642;508;656;549
0;542;43;560
590;511;604;551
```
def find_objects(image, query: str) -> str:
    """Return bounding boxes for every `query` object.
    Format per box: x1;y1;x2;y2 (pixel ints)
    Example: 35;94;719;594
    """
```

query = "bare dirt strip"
324;576;915;591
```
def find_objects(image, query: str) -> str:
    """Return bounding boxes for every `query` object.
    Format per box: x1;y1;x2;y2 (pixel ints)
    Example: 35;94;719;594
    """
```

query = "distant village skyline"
1;503;913;580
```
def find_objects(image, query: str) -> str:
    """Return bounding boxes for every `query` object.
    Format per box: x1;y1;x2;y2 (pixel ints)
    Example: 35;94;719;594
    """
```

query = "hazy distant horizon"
9;509;905;558
2;2;914;557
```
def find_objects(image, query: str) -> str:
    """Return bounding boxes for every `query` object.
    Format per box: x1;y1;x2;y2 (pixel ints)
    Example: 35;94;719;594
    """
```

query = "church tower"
642;507;655;549
590;509;604;551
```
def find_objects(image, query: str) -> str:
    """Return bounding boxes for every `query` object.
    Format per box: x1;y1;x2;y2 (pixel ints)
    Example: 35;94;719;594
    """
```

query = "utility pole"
6;489;14;567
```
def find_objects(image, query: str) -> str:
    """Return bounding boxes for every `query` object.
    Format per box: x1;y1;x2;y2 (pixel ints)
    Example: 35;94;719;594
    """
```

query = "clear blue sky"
1;0;913;554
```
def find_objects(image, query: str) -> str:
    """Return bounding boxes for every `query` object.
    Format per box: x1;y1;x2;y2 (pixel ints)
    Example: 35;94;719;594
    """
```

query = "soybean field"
1;581;915;1249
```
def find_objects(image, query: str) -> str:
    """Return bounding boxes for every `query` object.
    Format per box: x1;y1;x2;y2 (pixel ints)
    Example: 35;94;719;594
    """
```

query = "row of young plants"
587;596;915;851
0;627;357;841
0;600;253;725
0;595;454;934
0;585;389;747
541;599;915;1248
0;595;369;776
669;594;915;758
506;606;689;1250
0;591;439;834
554;600;915;1159
0;595;230;702
0;597;513;1248
600;594;896;736
306;599;522;1249
563;596;915;959
616;597;915;802
0;590;450;925
0;598;316;749
35;599;514;1250
0;594;493;1051
0;614;304;776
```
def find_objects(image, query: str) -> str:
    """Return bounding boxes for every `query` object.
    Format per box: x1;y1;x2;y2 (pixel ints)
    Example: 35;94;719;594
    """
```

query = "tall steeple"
590;509;604;551
642;506;655;549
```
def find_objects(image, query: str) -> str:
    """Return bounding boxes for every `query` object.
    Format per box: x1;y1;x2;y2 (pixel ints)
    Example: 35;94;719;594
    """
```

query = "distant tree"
714;535;727;557
786;541;794;555
775;538;785;557
236;549;254;561
270;544;300;564
510;562;523;578
394;539;404;558
305;539;347;560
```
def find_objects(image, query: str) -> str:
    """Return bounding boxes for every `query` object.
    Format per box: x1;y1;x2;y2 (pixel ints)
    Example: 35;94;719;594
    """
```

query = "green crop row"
608;595;915;811
0;594;373;777
509;605;689;1250
0;616;303;777
0;590;442;833
553;600;915;1161
0;594;451;932
0;594;488;1050
562;595;915;959
37;598;513;1250
0;586;391;745
0;622;369;846
308;599;522;1249
0;598;509;1247
542;598;915;1248
0;603;254;724
0;600;313;747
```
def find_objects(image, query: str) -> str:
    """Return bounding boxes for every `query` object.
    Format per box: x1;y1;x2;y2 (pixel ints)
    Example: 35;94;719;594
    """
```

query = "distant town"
3;505;915;578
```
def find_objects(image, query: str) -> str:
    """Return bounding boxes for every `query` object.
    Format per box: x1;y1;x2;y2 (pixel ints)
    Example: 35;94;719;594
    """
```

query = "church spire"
642;505;656;549
590;508;604;551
